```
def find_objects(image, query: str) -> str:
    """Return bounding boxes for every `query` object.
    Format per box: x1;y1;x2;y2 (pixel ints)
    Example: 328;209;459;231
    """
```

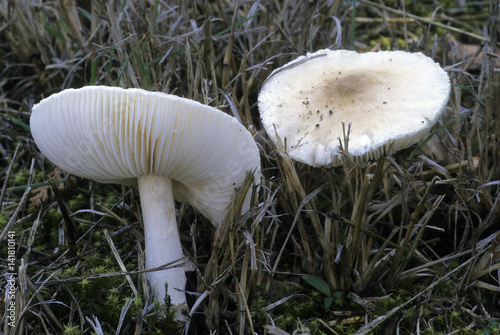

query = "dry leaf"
28;167;75;211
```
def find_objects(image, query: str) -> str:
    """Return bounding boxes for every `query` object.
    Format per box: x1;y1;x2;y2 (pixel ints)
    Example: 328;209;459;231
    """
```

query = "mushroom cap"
258;49;451;167
31;86;260;225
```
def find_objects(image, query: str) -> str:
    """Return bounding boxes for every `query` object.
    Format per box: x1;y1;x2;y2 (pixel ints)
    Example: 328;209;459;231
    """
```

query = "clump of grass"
1;0;500;334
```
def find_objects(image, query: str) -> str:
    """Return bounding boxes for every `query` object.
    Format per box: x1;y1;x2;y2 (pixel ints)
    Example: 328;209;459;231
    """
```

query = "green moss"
91;264;113;275
130;297;143;315
12;169;29;186
34;170;46;183
102;256;113;267
92;230;104;246
275;314;296;331
63;325;84;335
333;323;358;335
104;288;121;319
434;278;457;298
47;208;63;223
68;193;86;212
0;211;9;228
84;253;102;268
271;294;327;333
78;278;92;293
61;267;77;278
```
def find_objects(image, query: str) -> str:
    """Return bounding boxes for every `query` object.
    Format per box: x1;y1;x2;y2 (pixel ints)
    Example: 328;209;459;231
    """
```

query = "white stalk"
137;175;187;318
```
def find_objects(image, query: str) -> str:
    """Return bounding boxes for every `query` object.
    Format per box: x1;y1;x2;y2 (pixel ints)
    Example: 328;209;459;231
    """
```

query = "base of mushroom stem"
173;301;189;322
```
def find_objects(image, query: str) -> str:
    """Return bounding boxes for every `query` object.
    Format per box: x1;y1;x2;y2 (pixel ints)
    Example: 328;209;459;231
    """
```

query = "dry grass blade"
355;244;493;335
271;184;326;275
85;316;104;335
387;177;441;281
25;276;64;332
103;228;138;298
0;185;30;242
0;143;20;207
358;0;489;43
38;260;186;286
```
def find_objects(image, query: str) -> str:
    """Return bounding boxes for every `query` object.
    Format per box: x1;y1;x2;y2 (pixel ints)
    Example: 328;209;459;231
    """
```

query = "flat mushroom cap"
258;49;451;167
31;86;260;225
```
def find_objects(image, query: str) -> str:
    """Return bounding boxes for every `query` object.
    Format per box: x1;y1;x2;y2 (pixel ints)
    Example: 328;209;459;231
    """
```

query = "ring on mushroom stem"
258;49;450;167
30;86;261;321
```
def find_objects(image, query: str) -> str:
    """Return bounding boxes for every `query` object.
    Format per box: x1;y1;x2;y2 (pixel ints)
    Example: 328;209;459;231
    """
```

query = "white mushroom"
30;86;261;319
258;49;451;167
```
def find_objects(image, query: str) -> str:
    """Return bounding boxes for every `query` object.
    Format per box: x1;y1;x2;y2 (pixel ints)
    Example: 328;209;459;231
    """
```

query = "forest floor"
1;0;500;334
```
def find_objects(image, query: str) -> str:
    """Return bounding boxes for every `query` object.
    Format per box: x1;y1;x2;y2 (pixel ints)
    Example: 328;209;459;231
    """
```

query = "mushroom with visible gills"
258;49;451;167
30;86;261;319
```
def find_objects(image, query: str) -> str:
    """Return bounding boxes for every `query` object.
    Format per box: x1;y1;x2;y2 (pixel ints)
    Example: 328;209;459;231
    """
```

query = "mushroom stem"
137;175;188;318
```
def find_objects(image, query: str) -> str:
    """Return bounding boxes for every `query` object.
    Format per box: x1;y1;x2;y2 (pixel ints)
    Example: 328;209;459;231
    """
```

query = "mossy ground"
1;0;500;334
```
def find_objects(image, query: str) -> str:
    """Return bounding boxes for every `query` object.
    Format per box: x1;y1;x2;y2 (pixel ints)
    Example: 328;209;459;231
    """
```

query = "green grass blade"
116;34;148;87
7;175;69;192
302;274;331;297
88;50;114;85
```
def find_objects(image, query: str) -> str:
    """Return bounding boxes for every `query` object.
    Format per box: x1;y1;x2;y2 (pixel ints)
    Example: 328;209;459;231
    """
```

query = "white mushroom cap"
31;86;260;224
258;49;451;167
